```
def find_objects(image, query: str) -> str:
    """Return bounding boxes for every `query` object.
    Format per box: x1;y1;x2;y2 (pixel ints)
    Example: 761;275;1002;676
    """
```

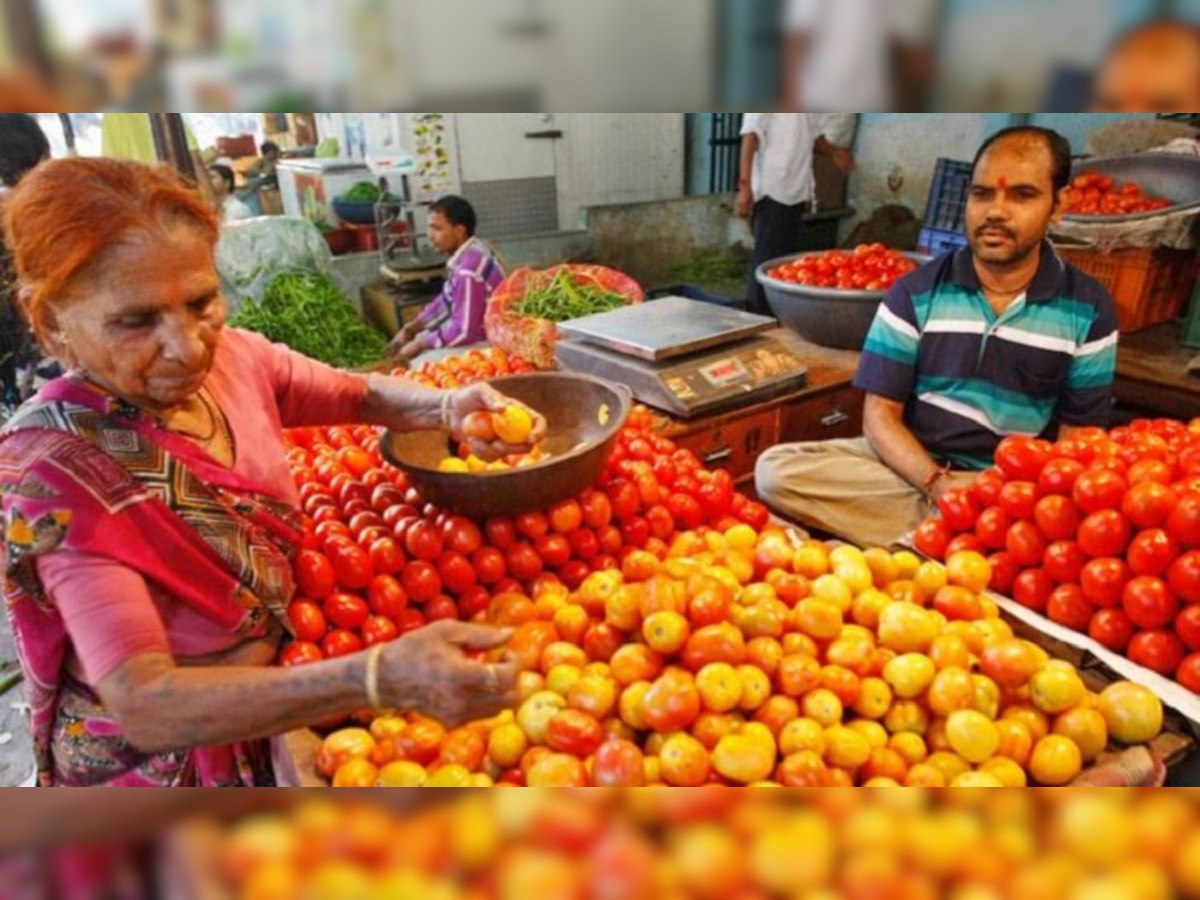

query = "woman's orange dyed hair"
1;157;220;344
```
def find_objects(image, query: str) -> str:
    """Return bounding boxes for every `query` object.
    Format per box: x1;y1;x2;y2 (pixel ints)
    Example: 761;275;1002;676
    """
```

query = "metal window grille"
708;113;745;193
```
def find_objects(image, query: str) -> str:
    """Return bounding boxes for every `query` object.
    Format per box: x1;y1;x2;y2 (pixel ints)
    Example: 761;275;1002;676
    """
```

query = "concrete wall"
843;112;1156;237
586;194;750;287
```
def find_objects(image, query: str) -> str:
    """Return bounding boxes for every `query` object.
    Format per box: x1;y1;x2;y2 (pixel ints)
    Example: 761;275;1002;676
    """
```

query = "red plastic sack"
485;264;644;370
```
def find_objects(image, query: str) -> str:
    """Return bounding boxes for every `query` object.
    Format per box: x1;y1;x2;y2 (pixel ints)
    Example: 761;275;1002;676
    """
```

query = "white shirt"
786;0;939;111
741;113;816;207
222;195;254;224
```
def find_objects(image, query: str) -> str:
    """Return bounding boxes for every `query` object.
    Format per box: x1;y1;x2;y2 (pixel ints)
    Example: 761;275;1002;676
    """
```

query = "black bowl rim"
380;372;633;480
755;250;931;302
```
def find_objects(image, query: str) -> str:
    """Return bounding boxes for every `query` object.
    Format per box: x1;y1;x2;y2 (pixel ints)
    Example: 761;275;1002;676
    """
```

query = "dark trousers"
747;197;807;317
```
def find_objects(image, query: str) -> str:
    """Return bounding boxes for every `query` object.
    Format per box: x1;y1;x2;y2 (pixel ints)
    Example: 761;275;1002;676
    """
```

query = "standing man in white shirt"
736;113;852;316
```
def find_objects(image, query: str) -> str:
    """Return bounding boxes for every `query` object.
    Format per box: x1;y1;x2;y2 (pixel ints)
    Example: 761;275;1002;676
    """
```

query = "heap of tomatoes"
767;243;919;293
317;540;1164;788
280;352;770;669
219;790;1200;899
398;346;537;389
1061;172;1173;217
915;420;1200;692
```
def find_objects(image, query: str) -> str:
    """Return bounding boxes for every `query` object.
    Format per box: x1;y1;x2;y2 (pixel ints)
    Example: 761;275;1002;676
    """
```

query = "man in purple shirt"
387;195;505;364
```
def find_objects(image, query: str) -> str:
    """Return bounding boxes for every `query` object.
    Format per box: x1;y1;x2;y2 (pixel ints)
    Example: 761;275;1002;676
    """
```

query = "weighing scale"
555;296;809;418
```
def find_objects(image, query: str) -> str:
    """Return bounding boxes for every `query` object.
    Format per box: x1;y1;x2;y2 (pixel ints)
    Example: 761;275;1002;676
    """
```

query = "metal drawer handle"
821;409;850;428
701;447;734;464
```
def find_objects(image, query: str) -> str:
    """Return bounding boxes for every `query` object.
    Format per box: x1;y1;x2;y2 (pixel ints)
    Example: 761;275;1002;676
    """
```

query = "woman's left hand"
445;382;548;461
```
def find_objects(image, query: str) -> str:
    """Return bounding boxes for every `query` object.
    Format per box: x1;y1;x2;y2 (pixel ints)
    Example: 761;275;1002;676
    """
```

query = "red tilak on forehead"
997;176;1009;190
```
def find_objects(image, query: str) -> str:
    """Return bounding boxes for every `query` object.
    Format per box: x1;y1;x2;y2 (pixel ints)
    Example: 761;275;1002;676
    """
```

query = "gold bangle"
364;643;385;709
440;391;453;431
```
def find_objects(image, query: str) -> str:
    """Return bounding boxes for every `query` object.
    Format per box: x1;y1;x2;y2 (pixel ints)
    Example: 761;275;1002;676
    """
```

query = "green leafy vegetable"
229;271;387;369
514;269;628;323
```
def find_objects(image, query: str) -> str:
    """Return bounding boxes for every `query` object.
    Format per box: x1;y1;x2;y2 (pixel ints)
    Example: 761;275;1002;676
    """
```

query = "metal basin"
380;373;631;520
756;251;930;350
1064;153;1200;224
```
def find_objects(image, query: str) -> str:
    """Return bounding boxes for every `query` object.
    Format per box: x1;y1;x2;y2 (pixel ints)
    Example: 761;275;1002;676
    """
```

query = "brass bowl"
380;373;632;520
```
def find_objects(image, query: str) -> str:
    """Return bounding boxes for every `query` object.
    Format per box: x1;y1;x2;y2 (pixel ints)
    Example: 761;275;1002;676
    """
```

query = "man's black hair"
972;126;1073;196
0;114;50;187
209;164;236;193
429;195;477;236
260;141;281;156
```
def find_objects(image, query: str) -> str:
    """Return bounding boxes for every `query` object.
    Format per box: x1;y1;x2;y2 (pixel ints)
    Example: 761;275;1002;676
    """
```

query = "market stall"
221;137;1200;791
5;113;1200;796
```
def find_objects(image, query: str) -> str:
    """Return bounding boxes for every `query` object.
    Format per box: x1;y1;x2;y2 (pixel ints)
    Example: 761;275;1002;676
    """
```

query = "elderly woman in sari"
0;157;545;787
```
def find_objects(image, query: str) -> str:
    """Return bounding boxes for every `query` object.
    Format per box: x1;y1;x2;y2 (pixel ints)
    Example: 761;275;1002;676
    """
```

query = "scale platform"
555;296;808;418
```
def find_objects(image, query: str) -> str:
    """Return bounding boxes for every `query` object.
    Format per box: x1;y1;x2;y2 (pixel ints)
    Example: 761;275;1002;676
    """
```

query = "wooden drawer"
780;386;864;443
673;409;779;481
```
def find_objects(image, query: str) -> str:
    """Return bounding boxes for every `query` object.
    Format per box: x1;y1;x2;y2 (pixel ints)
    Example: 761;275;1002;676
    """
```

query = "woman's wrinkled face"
48;225;226;414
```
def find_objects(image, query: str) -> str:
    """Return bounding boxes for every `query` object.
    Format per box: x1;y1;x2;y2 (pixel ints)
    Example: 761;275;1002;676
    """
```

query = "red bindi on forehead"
997;176;1008;190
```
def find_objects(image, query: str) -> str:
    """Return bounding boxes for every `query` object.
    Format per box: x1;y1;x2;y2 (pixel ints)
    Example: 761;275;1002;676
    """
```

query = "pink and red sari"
0;376;304;787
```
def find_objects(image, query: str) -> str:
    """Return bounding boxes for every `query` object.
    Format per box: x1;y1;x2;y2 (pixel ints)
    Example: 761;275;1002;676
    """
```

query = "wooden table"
1114;321;1200;420
652;331;864;487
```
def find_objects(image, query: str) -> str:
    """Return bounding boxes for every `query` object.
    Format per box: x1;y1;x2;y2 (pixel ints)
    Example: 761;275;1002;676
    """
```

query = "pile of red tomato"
397;346;536;389
279;354;771;668
1061;172;1173;217
915;420;1200;691
767;244;919;293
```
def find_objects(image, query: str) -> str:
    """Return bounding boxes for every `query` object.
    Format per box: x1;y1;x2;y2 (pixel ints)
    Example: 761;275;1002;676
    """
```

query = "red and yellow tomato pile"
221;791;1200;900
398;346;537;388
280;361;769;667
1062;171;1173;217
318;540;1163;788
915;421;1200;692
767;244;919;292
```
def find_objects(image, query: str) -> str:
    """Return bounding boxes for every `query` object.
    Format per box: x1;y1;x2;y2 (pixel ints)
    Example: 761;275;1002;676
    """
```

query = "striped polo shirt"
854;242;1118;470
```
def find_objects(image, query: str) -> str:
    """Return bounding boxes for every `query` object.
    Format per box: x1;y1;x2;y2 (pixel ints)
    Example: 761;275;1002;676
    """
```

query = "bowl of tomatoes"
379;372;632;520
1060;154;1200;223
756;245;927;350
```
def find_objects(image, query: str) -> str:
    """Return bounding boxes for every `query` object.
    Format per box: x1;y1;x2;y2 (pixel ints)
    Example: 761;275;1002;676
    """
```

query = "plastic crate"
1056;245;1199;333
924;158;973;232
648;284;746;310
1182;278;1200;348
917;226;969;257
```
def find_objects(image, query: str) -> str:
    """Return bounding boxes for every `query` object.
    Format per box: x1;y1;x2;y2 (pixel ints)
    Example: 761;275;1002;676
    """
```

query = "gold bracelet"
364;643;385;709
440;391;453;431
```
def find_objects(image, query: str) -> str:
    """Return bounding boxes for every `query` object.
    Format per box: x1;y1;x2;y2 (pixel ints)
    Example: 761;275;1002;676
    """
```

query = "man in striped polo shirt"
756;126;1118;547
387;195;505;364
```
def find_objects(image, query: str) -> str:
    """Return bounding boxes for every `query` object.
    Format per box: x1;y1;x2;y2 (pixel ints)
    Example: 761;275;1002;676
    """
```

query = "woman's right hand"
377;620;520;728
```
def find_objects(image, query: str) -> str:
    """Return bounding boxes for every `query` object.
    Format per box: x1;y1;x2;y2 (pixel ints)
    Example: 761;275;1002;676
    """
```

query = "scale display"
556;332;808;418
